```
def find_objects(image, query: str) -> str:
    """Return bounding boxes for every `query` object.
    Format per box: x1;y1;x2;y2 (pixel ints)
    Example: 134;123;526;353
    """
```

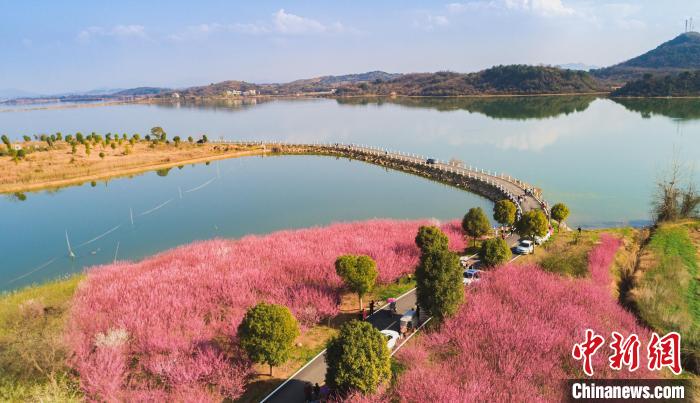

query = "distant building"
242;89;257;96
171;92;180;99
12;144;22;151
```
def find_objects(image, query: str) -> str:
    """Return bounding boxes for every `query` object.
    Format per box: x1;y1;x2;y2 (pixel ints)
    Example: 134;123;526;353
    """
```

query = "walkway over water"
222;141;550;218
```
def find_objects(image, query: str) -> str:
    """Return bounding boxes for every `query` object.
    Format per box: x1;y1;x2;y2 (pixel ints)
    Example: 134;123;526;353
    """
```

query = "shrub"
66;219;464;401
493;200;517;227
551;203;570;231
393;235;659;402
462;207;490;246
335;255;378;311
325;320;390;395
415;225;449;253
479;237;511;267
237;302;299;376
416;247;463;320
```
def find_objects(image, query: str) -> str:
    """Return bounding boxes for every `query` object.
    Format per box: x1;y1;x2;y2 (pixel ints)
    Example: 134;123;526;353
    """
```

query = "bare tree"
653;158;699;223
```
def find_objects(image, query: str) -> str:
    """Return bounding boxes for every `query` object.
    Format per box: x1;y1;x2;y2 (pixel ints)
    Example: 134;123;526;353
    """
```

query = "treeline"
612;70;700;97
0;127;209;161
335;65;606;96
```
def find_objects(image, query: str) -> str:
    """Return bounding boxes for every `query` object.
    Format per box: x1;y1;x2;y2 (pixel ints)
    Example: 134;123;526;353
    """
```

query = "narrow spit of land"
0;141;266;194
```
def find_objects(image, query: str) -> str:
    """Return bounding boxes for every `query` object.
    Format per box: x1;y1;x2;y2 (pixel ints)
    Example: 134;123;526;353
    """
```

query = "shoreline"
4;92;700;115
0;147;268;195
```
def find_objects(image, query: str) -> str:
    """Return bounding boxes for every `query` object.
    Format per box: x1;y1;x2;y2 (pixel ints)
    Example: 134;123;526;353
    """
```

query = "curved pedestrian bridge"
222;141;549;218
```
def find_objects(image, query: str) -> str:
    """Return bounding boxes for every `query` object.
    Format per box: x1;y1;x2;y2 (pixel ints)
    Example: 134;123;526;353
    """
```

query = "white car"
515;240;534;255
459;255;472;268
380;329;400;350
462;268;482;285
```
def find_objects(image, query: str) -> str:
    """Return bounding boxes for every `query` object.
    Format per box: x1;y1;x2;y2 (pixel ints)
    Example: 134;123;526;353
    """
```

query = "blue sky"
1;0;699;93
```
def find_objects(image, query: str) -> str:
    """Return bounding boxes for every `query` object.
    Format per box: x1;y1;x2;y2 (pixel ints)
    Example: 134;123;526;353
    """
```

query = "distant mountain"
0;88;40;100
167;71;401;98
593;32;700;82
556;63;601;72
334;65;606;96
112;87;169;96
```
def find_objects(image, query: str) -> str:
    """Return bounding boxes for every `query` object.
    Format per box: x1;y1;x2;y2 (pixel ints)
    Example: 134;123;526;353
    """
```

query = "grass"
518;229;598;278
0;275;83;402
630;220;699;372
373;276;416;302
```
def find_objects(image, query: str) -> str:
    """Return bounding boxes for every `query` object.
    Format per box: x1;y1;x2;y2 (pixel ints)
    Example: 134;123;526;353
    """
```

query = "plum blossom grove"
389;235;660;402
66;219;465;401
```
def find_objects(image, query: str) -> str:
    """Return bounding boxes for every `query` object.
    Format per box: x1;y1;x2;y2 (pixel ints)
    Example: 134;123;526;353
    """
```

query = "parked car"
380;329;400;350
463;268;482;285
426;158;436;164
515;239;534;255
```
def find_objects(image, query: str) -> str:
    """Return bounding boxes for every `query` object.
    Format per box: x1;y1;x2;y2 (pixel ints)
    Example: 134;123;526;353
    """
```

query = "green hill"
593;32;700;82
335;65;605;96
612;70;700;97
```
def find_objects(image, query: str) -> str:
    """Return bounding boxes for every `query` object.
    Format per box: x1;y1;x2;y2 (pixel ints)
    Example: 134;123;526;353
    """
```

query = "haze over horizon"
2;0;699;93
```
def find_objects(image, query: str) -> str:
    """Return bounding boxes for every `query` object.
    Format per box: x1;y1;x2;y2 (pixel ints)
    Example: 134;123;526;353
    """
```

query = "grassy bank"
629;220;699;371
0;275;83;402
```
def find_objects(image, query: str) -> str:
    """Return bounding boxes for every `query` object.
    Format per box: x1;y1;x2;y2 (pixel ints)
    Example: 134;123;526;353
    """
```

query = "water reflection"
611;98;700;121
335;95;598;120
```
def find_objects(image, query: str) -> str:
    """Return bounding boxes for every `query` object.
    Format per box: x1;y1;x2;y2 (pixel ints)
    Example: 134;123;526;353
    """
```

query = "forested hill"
611;70;700;97
334;65;606;96
593;32;700;82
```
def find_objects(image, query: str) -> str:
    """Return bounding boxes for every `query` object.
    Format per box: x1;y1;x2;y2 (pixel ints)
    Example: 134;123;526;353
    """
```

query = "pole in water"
65;230;76;259
114;241;120;263
129;207;134;227
178;187;183;199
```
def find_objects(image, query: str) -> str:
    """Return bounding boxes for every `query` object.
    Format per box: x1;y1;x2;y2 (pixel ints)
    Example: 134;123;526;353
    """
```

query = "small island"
0;129;264;194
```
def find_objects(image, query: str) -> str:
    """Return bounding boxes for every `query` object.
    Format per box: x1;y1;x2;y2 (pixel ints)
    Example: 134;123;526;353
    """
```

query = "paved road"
263;240;522;403
263;286;420;403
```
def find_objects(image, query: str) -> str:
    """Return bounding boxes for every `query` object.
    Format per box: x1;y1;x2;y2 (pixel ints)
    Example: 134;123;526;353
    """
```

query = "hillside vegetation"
335;65;605;96
612;70;700;97
593;32;700;82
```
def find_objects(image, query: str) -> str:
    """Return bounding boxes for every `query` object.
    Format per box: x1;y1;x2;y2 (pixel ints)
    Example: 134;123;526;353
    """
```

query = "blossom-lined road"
262;235;522;403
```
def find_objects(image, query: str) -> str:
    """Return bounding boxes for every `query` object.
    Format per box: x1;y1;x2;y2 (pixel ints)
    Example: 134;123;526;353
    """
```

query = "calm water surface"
2;96;698;291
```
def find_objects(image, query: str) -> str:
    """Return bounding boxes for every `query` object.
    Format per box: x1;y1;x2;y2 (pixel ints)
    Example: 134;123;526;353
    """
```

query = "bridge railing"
214;140;542;213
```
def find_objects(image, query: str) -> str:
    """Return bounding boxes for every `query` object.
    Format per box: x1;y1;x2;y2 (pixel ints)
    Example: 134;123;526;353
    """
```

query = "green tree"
84;143;91;156
99;152;105;159
76;132;84;144
550;203;570;232
201;134;209;143
415;247;464;320
415;225;449;253
22;135;31;142
325;320;390;395
335;255;378;311
71;144;77;155
150;126;166;141
493;199;517;227
173;136;181;146
16;149;26;159
1;134;10;149
462;207;491;246
237;302;300;376
479;237;512;267
188;136;194;143
516;210;549;253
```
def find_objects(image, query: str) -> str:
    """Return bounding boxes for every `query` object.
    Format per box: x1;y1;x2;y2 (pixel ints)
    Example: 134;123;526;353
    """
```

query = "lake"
2;96;699;291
